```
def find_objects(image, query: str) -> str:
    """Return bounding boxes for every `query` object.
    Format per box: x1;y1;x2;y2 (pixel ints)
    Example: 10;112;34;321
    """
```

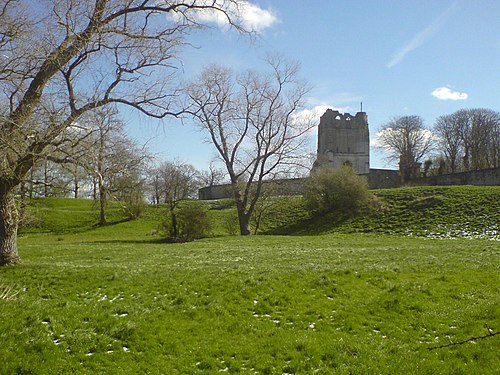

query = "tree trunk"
20;180;26;200
232;184;251;235
29;168;34;199
74;176;79;199
0;192;21;266
238;211;251;236
44;159;49;197
98;180;107;226
236;203;251;235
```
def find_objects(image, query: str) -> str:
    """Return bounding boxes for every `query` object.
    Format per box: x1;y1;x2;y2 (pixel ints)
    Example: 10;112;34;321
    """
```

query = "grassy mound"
264;186;500;240
18;186;500;241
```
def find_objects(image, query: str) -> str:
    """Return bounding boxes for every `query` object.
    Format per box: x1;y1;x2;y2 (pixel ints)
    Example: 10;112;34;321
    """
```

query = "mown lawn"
1;230;499;374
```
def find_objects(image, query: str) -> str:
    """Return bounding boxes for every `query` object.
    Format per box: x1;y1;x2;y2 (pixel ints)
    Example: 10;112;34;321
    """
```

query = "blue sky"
124;0;500;171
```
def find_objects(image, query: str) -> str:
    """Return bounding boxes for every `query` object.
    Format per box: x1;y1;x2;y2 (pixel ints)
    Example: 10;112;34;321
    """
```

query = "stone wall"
406;167;500;187
198;167;500;200
198;184;233;200
198;178;306;200
366;169;402;189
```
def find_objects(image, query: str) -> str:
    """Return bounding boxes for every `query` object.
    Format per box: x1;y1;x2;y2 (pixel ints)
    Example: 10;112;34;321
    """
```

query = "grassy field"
1;187;499;374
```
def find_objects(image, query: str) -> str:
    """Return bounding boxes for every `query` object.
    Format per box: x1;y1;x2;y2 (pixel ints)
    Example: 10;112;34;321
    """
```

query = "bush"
121;194;145;220
176;202;212;242
304;165;381;215
17;202;43;229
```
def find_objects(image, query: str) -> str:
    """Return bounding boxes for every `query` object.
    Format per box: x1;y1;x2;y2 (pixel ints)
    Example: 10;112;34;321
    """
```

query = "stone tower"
316;109;370;174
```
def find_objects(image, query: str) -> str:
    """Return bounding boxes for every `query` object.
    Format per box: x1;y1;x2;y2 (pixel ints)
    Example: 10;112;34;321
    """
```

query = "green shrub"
176;202;212;242
304;165;381;215
121;194;145;220
17;203;43;229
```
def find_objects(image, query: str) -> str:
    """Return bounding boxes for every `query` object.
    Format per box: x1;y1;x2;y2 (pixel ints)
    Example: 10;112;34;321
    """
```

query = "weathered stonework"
315;109;370;174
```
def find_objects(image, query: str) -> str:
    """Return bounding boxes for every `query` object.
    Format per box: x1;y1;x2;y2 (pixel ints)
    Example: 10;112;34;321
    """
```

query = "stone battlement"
316;109;370;174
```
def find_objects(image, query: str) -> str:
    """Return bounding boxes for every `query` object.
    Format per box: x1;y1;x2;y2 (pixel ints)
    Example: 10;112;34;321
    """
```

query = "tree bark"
237;211;251;236
0;192;21;266
235;197;251;235
99;181;107;226
231;183;251;235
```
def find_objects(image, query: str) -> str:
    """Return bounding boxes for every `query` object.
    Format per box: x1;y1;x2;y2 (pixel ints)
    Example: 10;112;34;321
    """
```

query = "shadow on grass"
264;212;351;236
20;217;136;236
86;238;167;245
86;237;207;245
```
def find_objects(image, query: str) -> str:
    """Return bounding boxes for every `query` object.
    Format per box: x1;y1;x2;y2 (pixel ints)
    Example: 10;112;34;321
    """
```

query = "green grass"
1;237;499;373
19;186;500;240
264;186;500;240
2;187;498;373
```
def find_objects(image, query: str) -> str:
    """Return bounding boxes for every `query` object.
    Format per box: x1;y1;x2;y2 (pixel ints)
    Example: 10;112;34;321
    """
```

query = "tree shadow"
264;212;351;236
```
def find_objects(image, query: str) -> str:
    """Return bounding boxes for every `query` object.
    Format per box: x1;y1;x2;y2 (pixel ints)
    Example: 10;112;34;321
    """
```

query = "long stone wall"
406;167;500;187
198;178;306;200
198;167;500;200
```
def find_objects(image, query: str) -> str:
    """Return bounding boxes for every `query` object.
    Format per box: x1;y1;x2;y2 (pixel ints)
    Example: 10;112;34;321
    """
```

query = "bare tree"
0;0;248;265
434;109;500;173
434;112;465;173
377;116;434;182
155;160;200;239
81;108;149;225
187;56;313;235
200;161;226;187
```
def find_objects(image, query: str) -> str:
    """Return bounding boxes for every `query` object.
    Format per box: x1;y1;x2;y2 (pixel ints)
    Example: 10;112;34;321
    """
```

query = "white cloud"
169;1;278;33
238;1;278;32
293;104;354;126
431;86;468;100
386;2;458;68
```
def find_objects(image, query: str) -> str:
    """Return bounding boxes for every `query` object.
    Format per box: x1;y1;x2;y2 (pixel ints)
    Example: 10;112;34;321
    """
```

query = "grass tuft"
0;283;21;300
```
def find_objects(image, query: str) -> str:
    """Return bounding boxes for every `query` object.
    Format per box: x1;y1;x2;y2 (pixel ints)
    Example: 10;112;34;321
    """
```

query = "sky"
123;0;500;171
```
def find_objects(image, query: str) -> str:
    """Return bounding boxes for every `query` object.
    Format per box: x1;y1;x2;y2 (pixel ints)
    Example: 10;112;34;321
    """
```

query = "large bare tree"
377;115;434;182
187;56;313;235
0;0;248;265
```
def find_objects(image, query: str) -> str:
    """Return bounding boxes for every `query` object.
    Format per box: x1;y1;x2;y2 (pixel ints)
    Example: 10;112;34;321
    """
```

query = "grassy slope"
1;186;498;374
18;185;500;240
263;186;500;240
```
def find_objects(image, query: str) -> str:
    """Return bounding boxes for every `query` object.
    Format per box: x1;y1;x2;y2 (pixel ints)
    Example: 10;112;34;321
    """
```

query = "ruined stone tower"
316;109;370;174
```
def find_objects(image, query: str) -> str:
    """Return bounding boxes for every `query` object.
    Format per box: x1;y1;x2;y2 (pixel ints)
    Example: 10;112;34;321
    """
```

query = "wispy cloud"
386;2;458;68
169;1;278;33
431;86;468;100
